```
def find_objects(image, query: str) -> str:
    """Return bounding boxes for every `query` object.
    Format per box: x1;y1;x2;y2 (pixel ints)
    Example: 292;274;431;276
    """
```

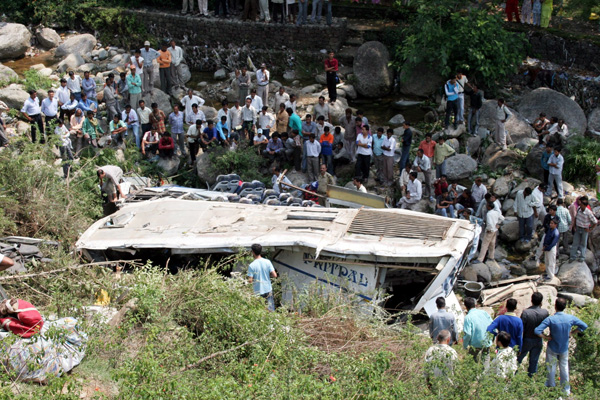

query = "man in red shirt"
158;132;175;158
419;133;436;159
324;51;338;105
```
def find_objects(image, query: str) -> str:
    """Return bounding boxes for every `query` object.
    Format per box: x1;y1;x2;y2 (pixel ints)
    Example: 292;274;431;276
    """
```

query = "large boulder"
509;178;541;199
180;63;191;84
0;63;18;82
0;85;29;110
339;84;357;100
398;62;444;98
466;135;481;156
0;23;31;60
35;27;61;49
485;260;507;281
353;41;393;98
524;146;545;179
518;88;587;135
463;263;492;283
499;217;519;243
199;106;218;121
478;100;534;143
492;176;511;197
557;260;594;295
589;108;600;134
57;53;85;73
55;34;97;58
156;156;180;176
196;151;218;185
444;154;477;180
482;143;521;171
143;89;172;115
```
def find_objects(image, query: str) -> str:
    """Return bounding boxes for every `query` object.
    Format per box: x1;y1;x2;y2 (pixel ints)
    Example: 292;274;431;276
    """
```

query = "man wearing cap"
256;64;270;108
126;65;143;109
66;71;82;101
21;90;44;144
168;39;185;89
140;41;160;96
157;42;173;94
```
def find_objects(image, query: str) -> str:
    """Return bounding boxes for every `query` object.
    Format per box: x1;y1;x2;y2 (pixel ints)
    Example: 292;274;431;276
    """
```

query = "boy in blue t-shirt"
247;244;277;311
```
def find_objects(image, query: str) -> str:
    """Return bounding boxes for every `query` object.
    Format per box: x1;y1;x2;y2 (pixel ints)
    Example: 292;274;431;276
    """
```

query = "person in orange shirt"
320;126;335;174
418;133;436;159
157;42;173;94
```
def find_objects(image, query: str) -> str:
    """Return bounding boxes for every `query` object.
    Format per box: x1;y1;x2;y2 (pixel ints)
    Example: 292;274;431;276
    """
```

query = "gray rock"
328;98;350;123
38;68;53;77
499;217;519;242
0;23;31;60
180;63;191;84
494;246;508;262
199;106;218;121
315;73;327;85
589;108;600;133
394;100;423;109
353;41;393;98
98;49;108;61
339;84;357;100
77;63;98;73
410;199;433;213
398;62;444;98
57;53;85;73
442;124;467;139
509;178;541;199
444;154;477;180
142;89;172;115
214;68;227;80
482;143;522;171
515;138;538;152
55;34;97;58
446;139;460;153
301;84;321;94
157;156;180;176
525;145;546;180
478;100;534;143
0;85;29;110
485;260;506;281
510;264;527;276
466;135;481;156
557;260;594;295
0;63;18;82
515;239;534;253
518;88;587;136
522;259;540;272
35;27;60;49
493;176;511;197
502;198;515;217
196;151;218;185
388;114;405;126
283;70;296;81
465;263;492;283
557;292;598;307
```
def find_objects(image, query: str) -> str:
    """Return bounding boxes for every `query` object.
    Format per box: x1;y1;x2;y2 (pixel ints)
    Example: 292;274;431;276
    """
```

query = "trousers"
477;230;497;262
517;337;543;377
355;154;371;182
444;99;458;128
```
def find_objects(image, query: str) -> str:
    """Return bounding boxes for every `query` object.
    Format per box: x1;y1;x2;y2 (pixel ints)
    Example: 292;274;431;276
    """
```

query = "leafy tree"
398;0;527;88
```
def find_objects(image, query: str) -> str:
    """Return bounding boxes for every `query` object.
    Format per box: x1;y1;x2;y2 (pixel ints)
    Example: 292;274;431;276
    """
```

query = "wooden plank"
482;284;515;306
489;275;540;287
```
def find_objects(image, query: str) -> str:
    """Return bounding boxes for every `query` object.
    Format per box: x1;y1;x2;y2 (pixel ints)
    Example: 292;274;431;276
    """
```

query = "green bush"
563;135;600;185
209;145;270;185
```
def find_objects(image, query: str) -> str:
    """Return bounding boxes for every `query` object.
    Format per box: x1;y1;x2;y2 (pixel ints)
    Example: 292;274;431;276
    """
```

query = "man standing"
413;148;433;202
127;65;142;109
495;99;512;150
518;292;549;377
468;84;484;135
182;0;195;14
555;198;571;252
418;133;436;161
296;0;308;25
287;108;302;140
305;134;321;182
242;96;258;139
316;163;335;201
546;147;564;198
56;78;71;121
471;177;487;208
486;298;523;351
181;89;205;122
319;126;334;174
570;195;597;262
381;128;396;186
301;114;318;172
122;104;140;148
41;89;58;135
313;96;330;122
324;51;338;104
355;125;373;183
398;171;422;210
429;297;457;345
285;94;297;114
444;76;459;130
513;187;538;243
82;71;97;105
339;109;356;163
372;128;385;183
104;76;119;122
247;243;278;312
236;67;251;104
140;41;160;96
399;121;412;169
535;298;588;396
168;40;185;90
130;50;144;93
462;297;493;364
455;71;468;124
424;330;458;384
541;144;552;185
97;165;124;203
168;105;185;156
489;332;518;379
137;100;152;138
256;64;270;108
258;106;275;139
21;90;44;144
66;71;82;101
475;202;504;263
274;87;290;112
433;136;455;178
186;120;203;164
158;43;173;94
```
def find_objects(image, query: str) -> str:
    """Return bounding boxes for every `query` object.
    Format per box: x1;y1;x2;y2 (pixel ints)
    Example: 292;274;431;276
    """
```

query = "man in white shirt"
137;99;152;135
141;129;160;157
456;71;468;124
41;89;59;131
413;148;434;201
257;106;275;138
305;133;321;181
21;90;44;143
381;128;396;186
66;71;82;101
274;86;290;111
122;104;140;148
471;176;487;207
313;96;330;121
398;171;422;210
547;147;564;198
353;176;367;193
513;187;538;243
181;89;205;118
140;41;160;96
256;63;270;108
228;100;243;134
185;103;206;126
474;202;505;263
249;89;263;112
284;94;297;114
217;100;229;126
242;96;258;138
168;39;184;89
424;330;458;384
495;98;512;150
532;183;546;225
56;78;71;120
315;115;333;139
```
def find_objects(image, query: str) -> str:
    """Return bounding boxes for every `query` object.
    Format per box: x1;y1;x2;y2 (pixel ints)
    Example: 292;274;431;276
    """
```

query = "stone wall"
121;9;346;71
524;30;600;71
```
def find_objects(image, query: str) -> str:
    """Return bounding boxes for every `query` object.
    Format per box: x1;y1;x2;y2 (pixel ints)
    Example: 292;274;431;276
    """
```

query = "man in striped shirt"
569;195;597;262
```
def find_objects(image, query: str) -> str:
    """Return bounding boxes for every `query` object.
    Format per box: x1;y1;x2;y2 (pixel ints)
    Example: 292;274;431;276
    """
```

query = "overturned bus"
76;199;477;318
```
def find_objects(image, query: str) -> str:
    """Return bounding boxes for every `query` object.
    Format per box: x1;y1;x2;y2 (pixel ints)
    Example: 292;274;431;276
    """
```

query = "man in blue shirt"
372;127;385;183
487;298;523;351
399;121;412;170
535;298;588;395
429;297;457;345
462;297;493;364
444;76;459;130
541;144;552;185
247;243;277;312
140;41;160;96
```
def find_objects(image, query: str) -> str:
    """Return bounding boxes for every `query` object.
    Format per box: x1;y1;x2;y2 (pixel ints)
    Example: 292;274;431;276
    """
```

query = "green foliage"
564;0;600;19
209;145;270;185
398;0;527;88
563;135;600;185
80;7;149;49
22;69;54;92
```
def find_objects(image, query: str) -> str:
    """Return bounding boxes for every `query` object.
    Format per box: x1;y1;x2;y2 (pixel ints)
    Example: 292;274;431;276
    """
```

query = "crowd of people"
426;294;587;396
504;0;555;27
